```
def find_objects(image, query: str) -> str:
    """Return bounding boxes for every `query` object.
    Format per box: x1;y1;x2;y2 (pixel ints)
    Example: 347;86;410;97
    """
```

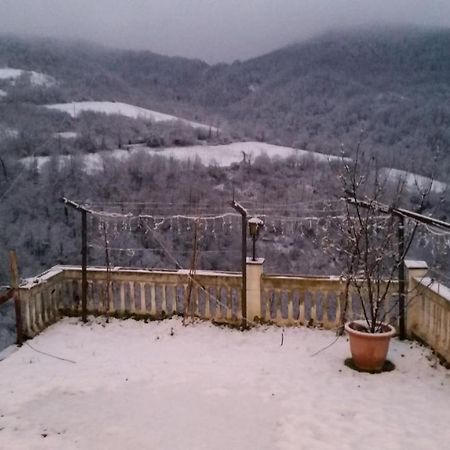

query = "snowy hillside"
0;67;55;86
53;131;78;139
21;140;446;193
21;141;335;172
45;101;217;132
149;141;345;166
380;168;447;194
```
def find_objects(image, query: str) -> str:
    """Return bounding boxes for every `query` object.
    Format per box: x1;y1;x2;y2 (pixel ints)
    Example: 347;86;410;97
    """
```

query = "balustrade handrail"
407;274;450;365
20;265;242;288
14;264;449;366
17;265;245;338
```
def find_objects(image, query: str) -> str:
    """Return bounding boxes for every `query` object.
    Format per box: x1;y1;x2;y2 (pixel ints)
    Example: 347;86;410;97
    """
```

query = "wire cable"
24;341;77;364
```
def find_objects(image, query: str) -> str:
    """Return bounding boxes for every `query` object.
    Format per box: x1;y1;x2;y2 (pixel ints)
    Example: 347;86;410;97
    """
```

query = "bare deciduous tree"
332;142;430;333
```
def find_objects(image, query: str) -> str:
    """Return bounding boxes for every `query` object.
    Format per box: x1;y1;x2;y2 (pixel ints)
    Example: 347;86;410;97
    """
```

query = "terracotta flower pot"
345;320;396;372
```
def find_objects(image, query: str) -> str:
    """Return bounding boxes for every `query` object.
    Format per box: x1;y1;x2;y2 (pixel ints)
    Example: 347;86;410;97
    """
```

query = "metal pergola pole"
230;200;248;327
61;197;91;323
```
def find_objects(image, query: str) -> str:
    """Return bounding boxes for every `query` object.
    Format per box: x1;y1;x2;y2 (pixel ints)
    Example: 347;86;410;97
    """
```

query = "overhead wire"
88;242;239;255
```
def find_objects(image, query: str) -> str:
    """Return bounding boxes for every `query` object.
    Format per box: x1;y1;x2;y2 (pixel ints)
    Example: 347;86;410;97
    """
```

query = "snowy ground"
53;131;78;139
20;141;447;193
0;317;448;450
0;67;55;86
380;167;447;194
21;141;342;173
44;101;216;132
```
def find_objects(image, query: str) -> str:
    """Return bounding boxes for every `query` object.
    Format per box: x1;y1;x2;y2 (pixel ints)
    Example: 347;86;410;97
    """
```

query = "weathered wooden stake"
9;250;23;346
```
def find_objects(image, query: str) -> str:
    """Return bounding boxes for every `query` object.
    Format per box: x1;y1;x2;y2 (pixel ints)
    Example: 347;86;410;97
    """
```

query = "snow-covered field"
45;101;216;132
144;141;342;166
0;68;25;81
53;131;78;139
21;141;341;174
0;67;55;87
0;317;448;450
20;140;447;193
380;167;447;194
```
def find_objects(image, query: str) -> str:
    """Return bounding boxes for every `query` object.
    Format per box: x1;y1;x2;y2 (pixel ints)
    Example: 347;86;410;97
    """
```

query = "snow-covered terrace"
1;317;449;450
1;261;449;449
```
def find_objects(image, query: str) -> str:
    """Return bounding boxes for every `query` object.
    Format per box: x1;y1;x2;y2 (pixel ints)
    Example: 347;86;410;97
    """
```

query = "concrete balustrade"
18;265;243;336
16;261;450;365
406;260;450;364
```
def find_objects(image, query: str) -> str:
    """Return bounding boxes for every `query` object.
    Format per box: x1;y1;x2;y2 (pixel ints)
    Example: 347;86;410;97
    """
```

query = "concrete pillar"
246;257;264;322
404;260;428;338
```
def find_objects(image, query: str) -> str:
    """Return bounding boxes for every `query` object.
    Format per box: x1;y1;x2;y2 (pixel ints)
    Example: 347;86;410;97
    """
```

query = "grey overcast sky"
0;0;449;62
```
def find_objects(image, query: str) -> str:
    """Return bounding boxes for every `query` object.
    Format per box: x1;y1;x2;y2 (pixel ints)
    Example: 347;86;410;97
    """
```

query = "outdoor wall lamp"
248;217;264;261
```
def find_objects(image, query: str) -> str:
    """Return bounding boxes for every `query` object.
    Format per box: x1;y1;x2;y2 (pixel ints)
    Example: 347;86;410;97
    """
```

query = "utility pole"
61;197;91;323
230;199;248;327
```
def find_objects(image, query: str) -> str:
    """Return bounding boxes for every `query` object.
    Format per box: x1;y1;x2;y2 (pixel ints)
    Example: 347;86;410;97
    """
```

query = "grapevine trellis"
63;198;450;276
61;196;450;327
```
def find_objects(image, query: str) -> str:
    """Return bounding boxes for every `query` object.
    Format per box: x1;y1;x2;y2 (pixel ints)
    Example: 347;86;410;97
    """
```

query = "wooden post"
81;209;88;323
9;251;23;346
398;215;405;340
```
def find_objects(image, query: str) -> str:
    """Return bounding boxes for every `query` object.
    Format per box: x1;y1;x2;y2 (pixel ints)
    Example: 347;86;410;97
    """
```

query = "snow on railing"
19;267;66;337
16;262;450;366
406;261;450;365
260;274;398;329
18;266;243;336
19;265;398;336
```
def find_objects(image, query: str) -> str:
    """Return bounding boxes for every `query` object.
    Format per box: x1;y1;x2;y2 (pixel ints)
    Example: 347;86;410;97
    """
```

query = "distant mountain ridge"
0;27;449;177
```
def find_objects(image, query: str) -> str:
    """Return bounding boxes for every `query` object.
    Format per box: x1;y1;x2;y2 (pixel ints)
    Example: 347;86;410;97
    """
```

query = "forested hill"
0;35;209;119
206;27;450;176
0;27;450;177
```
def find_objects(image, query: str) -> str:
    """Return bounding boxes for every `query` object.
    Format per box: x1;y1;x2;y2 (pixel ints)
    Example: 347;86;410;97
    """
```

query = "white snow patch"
0;67;55;86
145;141;307;166
0;125;18;139
0;317;448;449
0;88;7;97
28;71;56;87
0;68;23;80
380;168;447;194
54;131;78;139
419;277;450;302
45;101;216;131
19;265;239;289
21;141;336;174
